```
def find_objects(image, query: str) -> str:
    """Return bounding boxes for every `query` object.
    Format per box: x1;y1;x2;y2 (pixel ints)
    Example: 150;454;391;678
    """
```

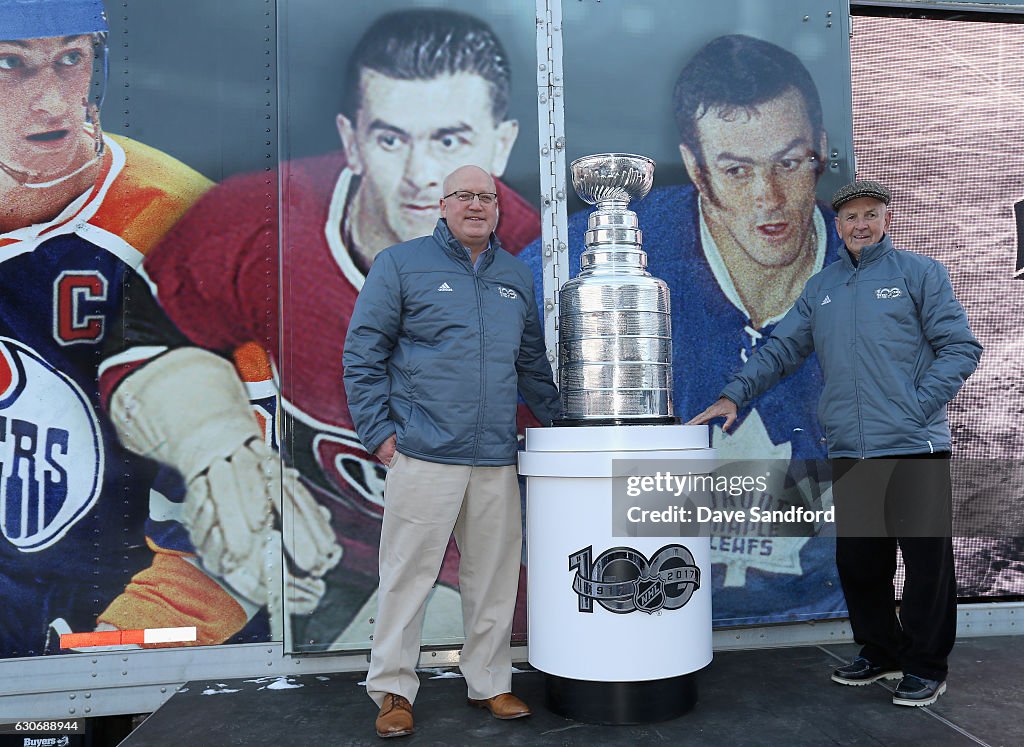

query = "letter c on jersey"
53;271;109;346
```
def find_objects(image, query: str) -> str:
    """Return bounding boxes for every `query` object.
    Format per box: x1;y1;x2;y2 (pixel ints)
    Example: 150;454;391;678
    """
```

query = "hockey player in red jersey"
100;9;541;650
0;0;314;657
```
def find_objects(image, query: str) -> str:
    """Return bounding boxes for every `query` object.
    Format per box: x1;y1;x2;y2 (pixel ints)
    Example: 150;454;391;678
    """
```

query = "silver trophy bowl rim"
569;152;656;170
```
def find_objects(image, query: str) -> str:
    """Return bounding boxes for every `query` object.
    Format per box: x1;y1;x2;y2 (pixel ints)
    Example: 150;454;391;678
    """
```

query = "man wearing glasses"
344;165;560;738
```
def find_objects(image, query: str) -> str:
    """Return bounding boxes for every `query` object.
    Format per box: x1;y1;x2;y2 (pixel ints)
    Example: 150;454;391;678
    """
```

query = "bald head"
440;165;499;255
443;165;495;196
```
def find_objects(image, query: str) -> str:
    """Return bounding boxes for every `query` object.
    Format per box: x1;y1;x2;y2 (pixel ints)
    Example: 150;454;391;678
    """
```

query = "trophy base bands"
0;720;85;735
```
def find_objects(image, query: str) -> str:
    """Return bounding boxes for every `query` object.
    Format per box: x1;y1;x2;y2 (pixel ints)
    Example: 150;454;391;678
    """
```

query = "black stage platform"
121;636;1023;746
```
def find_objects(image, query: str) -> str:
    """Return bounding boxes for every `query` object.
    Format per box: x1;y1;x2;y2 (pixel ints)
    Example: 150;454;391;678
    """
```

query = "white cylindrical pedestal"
519;424;713;724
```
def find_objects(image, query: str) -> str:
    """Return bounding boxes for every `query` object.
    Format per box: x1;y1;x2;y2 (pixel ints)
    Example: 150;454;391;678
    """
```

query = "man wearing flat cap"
690;179;982;707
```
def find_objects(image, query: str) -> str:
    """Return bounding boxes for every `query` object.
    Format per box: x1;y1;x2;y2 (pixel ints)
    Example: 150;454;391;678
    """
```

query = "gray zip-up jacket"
343;219;561;466
720;234;982;458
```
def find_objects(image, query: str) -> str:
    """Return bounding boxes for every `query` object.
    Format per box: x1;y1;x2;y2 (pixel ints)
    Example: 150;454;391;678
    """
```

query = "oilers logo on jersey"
0;337;103;552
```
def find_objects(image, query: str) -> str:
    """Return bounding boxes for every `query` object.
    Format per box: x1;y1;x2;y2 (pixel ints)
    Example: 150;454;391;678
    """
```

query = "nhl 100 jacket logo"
569;544;700;614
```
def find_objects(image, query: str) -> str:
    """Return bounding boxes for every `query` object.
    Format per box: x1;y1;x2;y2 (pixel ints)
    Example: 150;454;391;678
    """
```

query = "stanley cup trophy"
519;153;713;725
558;153;676;424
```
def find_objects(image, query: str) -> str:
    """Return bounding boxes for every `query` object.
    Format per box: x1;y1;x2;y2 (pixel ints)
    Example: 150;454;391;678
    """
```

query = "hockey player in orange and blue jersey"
0;0;341;657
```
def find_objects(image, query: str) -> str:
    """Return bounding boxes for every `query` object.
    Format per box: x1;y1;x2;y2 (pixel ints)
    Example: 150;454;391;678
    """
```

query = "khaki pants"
365;452;521;706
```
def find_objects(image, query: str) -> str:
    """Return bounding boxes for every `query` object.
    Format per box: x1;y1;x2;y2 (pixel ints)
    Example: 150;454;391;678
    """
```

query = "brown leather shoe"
375;693;414;738
467;692;532;720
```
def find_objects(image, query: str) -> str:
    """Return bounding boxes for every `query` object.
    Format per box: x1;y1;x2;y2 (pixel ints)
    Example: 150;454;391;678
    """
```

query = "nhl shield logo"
633;574;666;614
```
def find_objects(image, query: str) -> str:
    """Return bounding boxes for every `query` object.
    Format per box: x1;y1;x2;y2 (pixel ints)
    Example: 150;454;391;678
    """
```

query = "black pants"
833;453;956;681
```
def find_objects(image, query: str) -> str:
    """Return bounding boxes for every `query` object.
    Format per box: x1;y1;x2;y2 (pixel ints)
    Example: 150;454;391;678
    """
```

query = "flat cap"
830;180;892;211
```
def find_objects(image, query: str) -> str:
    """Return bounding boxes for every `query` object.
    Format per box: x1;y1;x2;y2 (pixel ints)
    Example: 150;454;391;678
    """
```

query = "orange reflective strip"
59;626;187;648
121;630;147;645
59;630;124;648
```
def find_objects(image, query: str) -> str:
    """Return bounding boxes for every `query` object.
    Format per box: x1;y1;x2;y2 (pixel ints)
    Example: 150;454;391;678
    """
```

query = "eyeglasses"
443;190;498;206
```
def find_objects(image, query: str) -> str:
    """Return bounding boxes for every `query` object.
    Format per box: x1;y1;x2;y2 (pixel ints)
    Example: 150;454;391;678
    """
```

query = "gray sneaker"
831;656;903;686
892;675;946;707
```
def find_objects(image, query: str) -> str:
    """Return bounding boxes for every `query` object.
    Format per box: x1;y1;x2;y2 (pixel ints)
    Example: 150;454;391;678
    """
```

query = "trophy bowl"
570;153;655;206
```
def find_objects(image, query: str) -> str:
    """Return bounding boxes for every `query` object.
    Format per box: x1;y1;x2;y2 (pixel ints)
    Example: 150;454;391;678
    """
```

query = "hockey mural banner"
4;0;1021;665
0;0;282;659
273;0;544;653
521;0;858;627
